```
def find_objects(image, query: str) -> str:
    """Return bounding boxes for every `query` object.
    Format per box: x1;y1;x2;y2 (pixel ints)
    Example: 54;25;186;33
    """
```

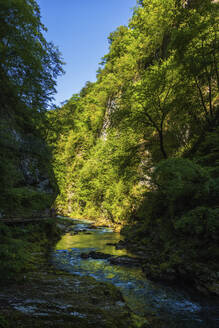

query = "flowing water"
52;218;219;327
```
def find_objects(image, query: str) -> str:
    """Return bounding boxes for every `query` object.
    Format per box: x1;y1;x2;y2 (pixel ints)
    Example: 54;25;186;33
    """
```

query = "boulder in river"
80;251;112;260
80;251;142;267
109;255;142;267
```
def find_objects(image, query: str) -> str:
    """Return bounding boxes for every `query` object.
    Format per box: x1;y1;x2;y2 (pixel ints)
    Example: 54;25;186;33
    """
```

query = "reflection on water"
52;218;219;328
56;231;130;257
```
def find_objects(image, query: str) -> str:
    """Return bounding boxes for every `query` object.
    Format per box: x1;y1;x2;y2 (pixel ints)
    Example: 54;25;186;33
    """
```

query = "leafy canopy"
0;0;64;112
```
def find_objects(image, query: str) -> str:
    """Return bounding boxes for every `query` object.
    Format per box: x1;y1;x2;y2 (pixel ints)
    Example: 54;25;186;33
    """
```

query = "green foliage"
152;158;210;206
46;0;219;280
0;0;64;112
174;206;219;236
0;314;9;328
70;131;142;222
0;223;30;279
127;155;219;278
47;0;219;221
4;187;53;217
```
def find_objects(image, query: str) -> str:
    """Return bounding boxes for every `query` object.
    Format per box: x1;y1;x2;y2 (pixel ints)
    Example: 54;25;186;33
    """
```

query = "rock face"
0;117;57;218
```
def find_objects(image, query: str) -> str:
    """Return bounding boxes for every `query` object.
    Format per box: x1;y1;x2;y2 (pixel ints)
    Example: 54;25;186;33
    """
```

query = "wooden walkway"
0;217;53;224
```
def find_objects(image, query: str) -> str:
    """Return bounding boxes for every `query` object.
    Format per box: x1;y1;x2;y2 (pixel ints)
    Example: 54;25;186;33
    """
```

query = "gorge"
0;0;219;327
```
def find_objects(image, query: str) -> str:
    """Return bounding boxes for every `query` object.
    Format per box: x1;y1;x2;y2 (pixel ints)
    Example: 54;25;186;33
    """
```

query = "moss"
0;219;61;283
159;262;171;272
131;314;150;328
0;267;138;328
0;314;9;328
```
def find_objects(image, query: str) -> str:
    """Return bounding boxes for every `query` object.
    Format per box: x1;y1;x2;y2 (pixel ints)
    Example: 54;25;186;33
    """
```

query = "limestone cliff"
0;115;57;219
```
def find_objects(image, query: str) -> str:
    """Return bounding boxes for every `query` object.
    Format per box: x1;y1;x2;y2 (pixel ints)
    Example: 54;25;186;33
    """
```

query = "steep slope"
0;0;63;218
46;0;219;292
48;0;218;222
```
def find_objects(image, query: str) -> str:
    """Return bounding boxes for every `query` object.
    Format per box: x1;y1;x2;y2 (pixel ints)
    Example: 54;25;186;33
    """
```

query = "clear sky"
37;0;137;106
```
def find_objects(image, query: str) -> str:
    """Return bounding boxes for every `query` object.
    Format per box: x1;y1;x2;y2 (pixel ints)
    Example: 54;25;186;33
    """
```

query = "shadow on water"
52;218;219;328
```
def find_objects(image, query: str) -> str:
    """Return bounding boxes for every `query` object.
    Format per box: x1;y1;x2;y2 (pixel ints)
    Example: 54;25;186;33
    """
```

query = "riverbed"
52;217;219;328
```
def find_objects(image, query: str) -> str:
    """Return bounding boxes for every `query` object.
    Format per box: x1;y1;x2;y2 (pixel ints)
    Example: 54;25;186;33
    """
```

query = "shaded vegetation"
0;0;64;217
0;219;60;281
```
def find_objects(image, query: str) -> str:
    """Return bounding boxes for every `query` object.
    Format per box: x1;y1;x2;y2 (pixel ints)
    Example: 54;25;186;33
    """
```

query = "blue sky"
37;0;137;106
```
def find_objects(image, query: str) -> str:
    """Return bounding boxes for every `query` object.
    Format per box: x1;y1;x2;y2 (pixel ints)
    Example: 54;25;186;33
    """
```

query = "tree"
129;58;179;159
172;0;219;127
0;0;64;113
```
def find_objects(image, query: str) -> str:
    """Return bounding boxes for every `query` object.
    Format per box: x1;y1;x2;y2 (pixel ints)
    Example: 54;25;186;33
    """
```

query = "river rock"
206;282;219;296
80;251;142;267
80;251;112;260
64;225;76;232
89;225;99;230
80;252;90;259
109;255;142;267
74;227;89;233
115;240;127;250
56;223;67;231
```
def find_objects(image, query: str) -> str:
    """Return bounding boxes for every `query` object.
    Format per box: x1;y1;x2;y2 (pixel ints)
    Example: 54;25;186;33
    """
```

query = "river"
52;218;219;328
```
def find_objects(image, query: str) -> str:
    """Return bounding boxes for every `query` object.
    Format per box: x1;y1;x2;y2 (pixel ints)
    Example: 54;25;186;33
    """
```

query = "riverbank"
0;218;146;328
0;218;61;282
119;223;219;298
